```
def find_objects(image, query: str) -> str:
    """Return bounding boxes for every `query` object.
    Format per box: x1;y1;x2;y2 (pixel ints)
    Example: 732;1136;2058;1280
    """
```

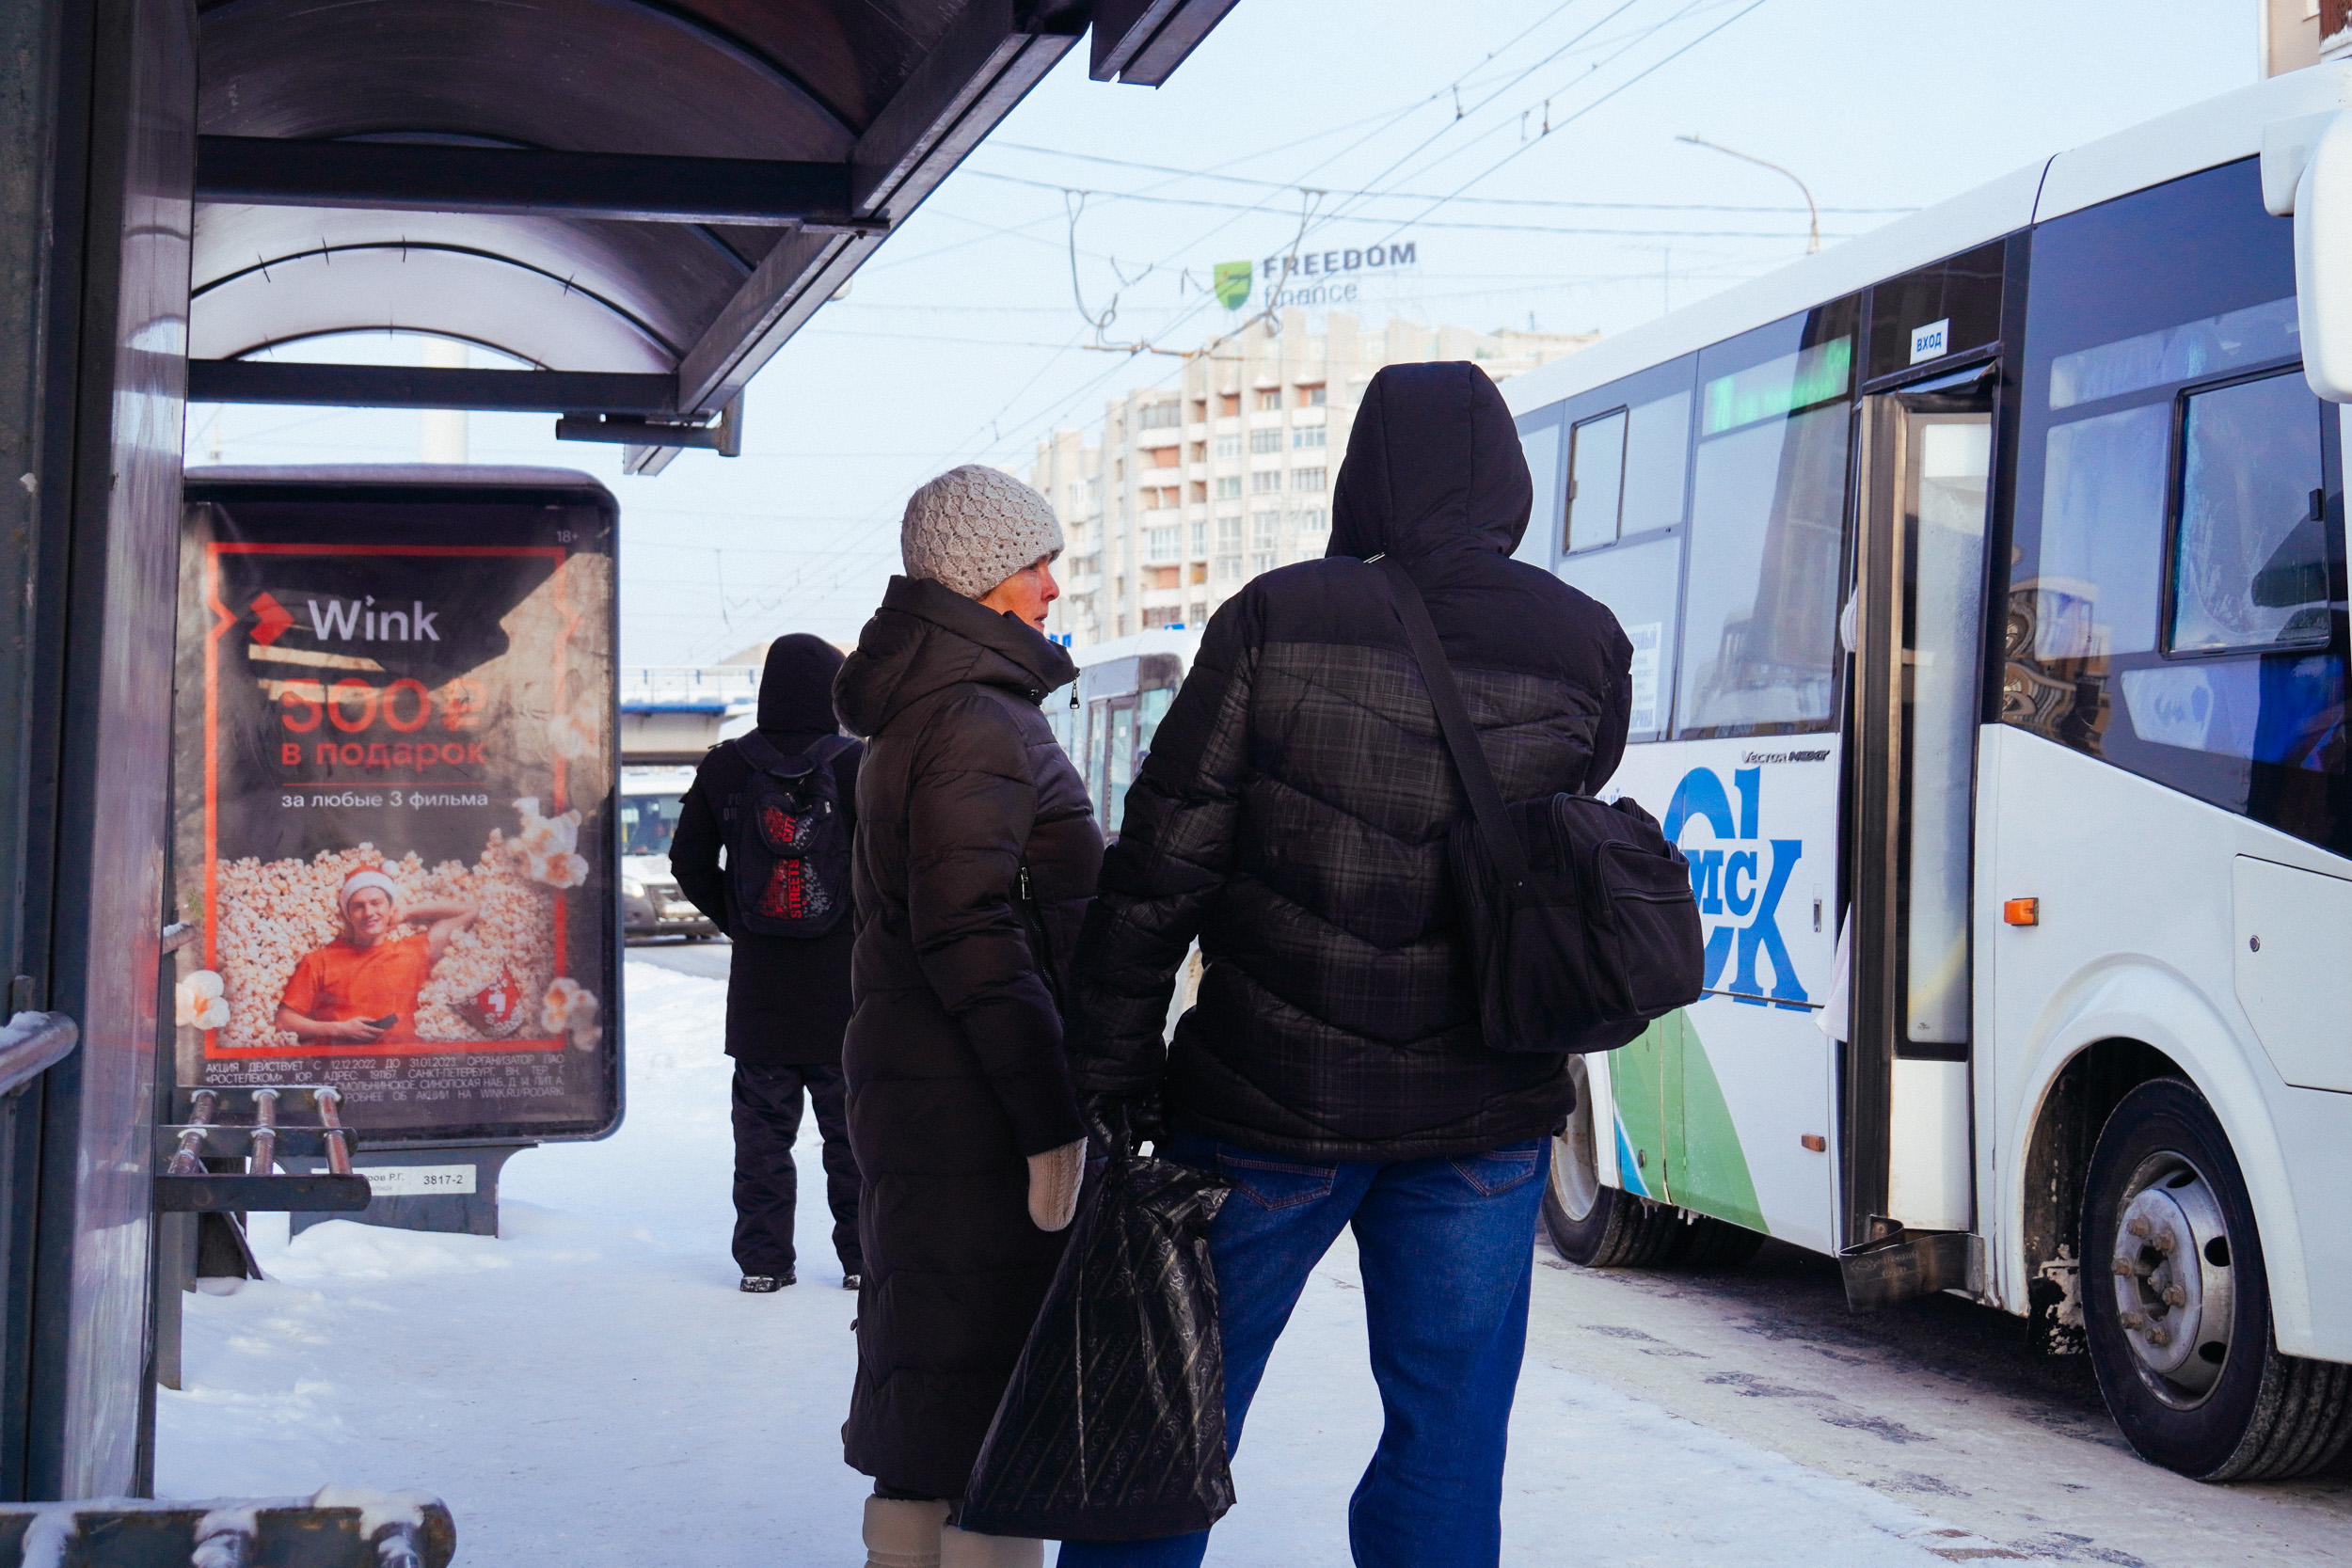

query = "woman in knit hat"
833;465;1100;1568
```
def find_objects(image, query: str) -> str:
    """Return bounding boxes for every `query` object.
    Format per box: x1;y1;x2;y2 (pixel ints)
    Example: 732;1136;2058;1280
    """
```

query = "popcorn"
512;799;587;888
540;977;601;1052
175;970;230;1031
211;830;573;1051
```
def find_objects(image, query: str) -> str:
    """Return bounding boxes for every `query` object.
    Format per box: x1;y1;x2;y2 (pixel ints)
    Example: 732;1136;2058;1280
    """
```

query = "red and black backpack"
723;733;854;938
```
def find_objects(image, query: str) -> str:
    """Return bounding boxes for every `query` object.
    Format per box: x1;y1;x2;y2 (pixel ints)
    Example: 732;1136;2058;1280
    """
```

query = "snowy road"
156;959;2352;1566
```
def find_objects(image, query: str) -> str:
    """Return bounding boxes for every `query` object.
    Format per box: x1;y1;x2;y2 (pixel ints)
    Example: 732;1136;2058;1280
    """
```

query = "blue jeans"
1056;1130;1549;1568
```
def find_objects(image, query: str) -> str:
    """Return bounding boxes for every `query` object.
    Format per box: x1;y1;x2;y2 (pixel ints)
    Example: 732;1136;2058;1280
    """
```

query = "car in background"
619;766;717;940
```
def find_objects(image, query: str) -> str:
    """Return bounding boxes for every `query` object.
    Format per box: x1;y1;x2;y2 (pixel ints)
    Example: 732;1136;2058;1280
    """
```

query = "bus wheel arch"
2020;1037;2182;1356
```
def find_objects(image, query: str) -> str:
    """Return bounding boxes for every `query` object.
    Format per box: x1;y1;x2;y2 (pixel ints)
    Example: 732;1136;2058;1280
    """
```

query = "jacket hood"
1327;362;1533;565
756;633;847;735
834;575;1077;737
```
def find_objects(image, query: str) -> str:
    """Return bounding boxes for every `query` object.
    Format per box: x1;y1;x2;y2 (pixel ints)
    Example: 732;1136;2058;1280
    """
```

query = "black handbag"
960;1115;1235;1542
1377;557;1704;1054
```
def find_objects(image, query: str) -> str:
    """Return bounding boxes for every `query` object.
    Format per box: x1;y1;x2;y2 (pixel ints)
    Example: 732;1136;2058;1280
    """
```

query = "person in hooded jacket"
833;466;1100;1568
1063;363;1632;1568
671;633;865;1292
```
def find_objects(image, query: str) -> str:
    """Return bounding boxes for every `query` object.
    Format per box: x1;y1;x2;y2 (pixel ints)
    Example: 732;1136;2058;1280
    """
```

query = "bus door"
1845;366;1994;1273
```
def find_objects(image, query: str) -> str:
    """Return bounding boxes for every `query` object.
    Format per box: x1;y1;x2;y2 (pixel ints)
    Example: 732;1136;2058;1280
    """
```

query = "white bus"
1050;626;1202;836
1501;64;2352;1481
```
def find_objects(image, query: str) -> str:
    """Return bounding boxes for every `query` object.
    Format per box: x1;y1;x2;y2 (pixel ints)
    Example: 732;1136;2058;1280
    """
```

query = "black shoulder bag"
1377;557;1704;1054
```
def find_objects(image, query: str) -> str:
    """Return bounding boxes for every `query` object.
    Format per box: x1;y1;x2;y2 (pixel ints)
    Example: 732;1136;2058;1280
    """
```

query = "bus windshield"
620;795;685;858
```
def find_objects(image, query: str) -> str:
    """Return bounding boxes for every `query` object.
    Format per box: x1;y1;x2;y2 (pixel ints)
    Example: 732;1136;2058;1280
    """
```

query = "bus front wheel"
2084;1078;2352;1481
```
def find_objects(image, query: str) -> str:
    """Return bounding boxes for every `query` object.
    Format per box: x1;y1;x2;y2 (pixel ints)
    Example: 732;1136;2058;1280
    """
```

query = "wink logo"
1663;766;1808;1010
308;595;440;642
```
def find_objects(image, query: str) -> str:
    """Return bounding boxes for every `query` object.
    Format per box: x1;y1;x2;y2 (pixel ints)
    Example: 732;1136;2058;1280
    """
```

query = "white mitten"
1026;1138;1086;1232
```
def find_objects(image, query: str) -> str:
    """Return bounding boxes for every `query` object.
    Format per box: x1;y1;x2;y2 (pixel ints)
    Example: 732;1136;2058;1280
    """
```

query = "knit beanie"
900;465;1065;601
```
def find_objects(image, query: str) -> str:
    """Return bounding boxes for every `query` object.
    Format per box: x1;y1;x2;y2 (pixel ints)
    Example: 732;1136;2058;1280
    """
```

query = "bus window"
1557;535;1680;738
1620;390;1692;537
1137;687;1175;762
1516;411;1565;565
2008;157;2350;853
1089;700;1111;821
2031;402;2170;665
620;795;684;857
1566;410;1627;552
2169;371;2330;655
1108;704;1136;833
1677;301;1857;737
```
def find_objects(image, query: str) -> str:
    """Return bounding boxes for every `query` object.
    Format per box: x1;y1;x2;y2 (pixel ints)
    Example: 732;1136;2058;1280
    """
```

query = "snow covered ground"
156;958;2053;1565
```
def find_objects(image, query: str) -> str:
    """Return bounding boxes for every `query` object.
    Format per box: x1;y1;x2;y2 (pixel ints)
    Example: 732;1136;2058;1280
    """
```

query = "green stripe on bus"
1610;1009;1768;1235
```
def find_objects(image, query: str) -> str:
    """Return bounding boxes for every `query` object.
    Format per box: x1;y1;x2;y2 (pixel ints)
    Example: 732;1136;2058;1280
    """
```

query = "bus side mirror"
2265;111;2352;403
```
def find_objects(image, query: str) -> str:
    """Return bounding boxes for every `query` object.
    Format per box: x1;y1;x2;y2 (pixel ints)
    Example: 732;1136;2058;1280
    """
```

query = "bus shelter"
0;0;1237;1515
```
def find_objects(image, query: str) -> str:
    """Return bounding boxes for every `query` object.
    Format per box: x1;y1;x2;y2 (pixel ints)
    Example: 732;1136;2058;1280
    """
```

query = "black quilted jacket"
833;573;1101;1497
1072;361;1633;1162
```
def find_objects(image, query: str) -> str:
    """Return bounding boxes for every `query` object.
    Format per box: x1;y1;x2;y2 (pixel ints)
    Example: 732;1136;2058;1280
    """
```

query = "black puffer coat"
671;634;861;1067
1073;361;1633;1163
833;574;1100;1498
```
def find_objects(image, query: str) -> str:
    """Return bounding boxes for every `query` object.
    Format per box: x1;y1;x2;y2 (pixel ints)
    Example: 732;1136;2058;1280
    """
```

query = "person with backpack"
833;466;1098;1568
671;632;865;1293
1063;362;1634;1568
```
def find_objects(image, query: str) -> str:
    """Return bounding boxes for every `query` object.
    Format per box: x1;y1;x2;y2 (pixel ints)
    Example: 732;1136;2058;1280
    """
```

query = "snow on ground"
158;958;2003;1565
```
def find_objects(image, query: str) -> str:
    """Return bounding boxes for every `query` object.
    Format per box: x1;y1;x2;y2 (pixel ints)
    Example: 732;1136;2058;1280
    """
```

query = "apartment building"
1029;309;1595;646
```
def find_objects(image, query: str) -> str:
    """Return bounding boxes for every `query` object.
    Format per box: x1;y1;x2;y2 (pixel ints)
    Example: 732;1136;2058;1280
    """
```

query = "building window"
1147;526;1180;560
1250;511;1279;546
1219;392;1241;418
1152;445;1181;468
1249;429;1281;454
1298;384;1327;407
1188;441;1206;463
1138;402;1182;430
1295;508;1327;532
1250;471;1281;495
1143;606;1183;628
1292;425;1326;449
1190;481;1207;505
1250;551;1276;575
1217;516;1243;547
1190;399;1207;424
1189;561;1208;584
1189;600;1208;624
1087;478;1102;506
1216;554;1243;579
1215;434;1241;459
1256;388;1281;412
1293;467;1326;492
1148;565;1181;590
1190;521;1206;553
1117;613;1128;636
1215;476;1242;499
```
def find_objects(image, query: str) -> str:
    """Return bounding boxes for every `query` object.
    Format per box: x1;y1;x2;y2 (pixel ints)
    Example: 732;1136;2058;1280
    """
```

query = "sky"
188;0;2260;666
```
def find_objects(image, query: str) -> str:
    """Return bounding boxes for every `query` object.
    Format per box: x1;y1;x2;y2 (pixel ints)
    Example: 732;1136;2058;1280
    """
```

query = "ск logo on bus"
1663;766;1808;1009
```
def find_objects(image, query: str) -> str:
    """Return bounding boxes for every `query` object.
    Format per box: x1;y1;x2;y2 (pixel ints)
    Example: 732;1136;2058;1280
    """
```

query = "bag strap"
1375;557;1532;887
739;731;851;779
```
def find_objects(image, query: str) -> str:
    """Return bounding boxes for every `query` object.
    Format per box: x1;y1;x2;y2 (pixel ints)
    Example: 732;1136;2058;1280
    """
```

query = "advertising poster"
171;468;622;1143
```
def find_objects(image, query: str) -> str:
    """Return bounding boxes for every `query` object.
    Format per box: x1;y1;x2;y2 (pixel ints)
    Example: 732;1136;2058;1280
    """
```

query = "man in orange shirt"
274;869;479;1045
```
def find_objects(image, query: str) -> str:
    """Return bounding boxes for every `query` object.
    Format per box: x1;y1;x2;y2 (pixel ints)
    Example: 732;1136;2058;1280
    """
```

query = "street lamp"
1677;134;1820;255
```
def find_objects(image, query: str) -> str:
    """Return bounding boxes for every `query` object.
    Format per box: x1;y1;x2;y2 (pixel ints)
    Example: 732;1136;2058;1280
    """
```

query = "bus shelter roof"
188;0;1237;470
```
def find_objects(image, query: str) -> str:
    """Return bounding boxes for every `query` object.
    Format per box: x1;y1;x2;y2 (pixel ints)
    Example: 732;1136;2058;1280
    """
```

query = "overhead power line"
980;145;1914;216
958;171;1845;241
